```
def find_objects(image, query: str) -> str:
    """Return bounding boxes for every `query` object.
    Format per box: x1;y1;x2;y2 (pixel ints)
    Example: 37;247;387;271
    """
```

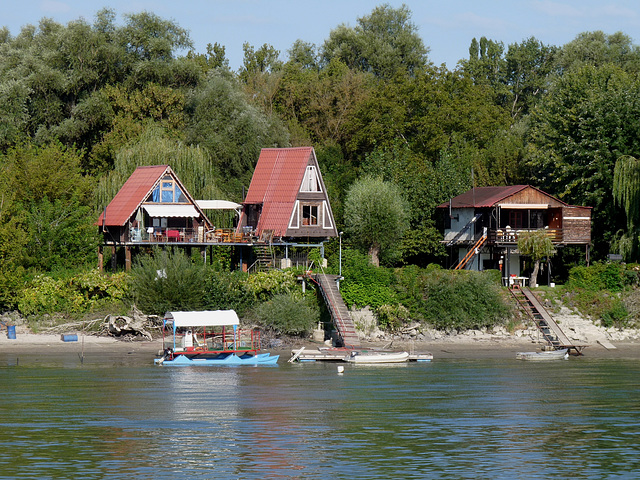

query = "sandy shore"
1;330;638;361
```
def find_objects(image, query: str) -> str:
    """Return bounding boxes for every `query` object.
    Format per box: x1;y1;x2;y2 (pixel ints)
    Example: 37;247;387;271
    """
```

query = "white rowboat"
345;351;410;364
516;348;569;361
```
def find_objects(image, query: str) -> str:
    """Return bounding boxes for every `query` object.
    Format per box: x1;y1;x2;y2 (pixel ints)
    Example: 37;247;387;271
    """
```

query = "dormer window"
300;166;321;192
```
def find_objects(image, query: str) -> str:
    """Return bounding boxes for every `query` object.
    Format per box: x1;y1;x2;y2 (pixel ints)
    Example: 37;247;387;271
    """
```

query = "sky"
2;0;640;70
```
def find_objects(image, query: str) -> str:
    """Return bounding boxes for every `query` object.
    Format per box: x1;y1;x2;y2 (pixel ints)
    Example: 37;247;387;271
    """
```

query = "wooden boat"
344;350;410;364
154;310;278;366
516;348;569;361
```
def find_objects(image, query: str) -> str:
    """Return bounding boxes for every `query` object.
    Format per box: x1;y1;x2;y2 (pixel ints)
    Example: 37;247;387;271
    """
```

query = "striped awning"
143;204;199;218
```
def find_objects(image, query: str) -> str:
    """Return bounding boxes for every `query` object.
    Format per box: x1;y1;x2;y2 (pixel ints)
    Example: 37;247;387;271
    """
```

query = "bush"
244;269;298;301
204;269;255;315
567;262;627;292
421;270;510;331
129;248;207;315
18;269;128;316
254;292;319;336
376;304;411;332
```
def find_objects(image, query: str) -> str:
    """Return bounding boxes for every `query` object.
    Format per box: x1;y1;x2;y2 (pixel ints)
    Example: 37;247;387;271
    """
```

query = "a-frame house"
239;147;338;241
97;165;212;270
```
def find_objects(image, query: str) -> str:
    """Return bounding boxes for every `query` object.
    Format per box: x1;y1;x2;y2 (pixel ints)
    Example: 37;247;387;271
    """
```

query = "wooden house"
239;147;338;242
97;165;212;269
439;185;591;281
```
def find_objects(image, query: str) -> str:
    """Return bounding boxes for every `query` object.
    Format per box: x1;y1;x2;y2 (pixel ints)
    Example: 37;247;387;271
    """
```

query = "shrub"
376;304;411;332
567;262;626;292
254;292;319;336
129;248;207;315
204;269;255;315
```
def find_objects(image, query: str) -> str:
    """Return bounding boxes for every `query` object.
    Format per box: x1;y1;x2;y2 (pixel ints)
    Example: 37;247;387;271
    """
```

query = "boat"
344;350;410;364
154;310;278;366
516;348;569;361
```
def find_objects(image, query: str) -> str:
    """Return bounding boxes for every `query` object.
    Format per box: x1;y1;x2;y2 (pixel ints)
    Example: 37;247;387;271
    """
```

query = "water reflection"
1;358;639;478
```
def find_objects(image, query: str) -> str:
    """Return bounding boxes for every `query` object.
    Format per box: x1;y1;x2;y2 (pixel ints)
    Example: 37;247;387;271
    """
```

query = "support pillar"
111;246;117;273
98;245;103;272
125;246;131;272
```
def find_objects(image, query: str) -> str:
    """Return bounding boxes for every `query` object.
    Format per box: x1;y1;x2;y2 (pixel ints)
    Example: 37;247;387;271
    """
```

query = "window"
151;176;186;203
302;205;318;226
300;166;321;192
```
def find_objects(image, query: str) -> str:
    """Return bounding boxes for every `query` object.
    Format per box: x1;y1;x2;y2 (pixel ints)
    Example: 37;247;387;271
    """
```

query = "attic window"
150;177;186;203
300;166;321;192
302;204;318;226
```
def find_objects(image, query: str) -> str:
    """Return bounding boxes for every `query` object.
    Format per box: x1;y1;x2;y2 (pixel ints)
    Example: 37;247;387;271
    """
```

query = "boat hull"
516;349;568;361
155;352;279;366
344;351;410;364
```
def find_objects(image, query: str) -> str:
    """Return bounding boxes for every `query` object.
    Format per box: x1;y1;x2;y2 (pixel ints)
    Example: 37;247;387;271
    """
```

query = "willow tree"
613;155;640;260
517;229;555;287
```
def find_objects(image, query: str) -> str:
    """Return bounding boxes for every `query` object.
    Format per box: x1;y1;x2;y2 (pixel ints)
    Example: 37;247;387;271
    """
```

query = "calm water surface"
0;351;639;479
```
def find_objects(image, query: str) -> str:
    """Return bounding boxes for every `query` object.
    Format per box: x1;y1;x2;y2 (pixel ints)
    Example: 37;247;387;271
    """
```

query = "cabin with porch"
238;147;338;242
439;185;591;283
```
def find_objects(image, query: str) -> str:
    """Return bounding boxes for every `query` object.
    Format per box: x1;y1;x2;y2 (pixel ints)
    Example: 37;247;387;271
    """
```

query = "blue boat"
154;310;279;366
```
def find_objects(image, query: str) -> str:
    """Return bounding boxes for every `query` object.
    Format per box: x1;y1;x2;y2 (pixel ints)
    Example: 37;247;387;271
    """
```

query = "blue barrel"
7;325;16;339
61;334;78;342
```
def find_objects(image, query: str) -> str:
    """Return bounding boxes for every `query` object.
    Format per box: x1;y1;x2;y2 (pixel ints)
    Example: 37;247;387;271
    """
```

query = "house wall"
444;207;476;242
500;187;566;207
562;206;591;244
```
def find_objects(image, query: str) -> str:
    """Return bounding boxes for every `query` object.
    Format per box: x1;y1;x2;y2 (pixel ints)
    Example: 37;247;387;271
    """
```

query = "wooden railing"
489;228;563;244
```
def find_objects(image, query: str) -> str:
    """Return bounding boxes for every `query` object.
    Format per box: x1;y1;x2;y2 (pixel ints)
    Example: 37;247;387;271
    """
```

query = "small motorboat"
516;348;569;361
344;351;410;364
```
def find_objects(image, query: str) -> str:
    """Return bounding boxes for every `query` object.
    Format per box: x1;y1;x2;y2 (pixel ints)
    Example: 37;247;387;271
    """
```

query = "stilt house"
239;147;338;242
439;185;591;281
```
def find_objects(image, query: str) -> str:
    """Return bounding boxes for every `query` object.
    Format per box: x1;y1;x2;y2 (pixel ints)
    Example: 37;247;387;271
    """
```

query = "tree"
517;230;555;287
557;31;640;74
524;64;640;258
613;155;640;260
344;176;409;266
321;4;429;78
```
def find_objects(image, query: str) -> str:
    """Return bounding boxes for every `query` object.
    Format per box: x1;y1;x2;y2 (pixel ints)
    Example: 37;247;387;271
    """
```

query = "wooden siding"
562;206;591;244
498;186;566;207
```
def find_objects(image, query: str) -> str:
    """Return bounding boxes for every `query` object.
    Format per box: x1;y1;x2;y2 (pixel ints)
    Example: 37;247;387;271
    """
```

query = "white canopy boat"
344;351;410;364
516;348;569;361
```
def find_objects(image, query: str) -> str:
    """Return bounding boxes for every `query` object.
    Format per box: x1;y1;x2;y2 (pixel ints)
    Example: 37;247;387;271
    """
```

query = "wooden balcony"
125;227;258;245
489;228;563;244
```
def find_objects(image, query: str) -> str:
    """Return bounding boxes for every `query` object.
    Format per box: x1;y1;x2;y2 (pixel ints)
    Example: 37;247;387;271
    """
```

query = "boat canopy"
164;310;240;328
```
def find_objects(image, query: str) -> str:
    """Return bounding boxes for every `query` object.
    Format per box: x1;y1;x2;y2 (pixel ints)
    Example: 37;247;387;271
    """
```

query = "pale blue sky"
3;1;640;70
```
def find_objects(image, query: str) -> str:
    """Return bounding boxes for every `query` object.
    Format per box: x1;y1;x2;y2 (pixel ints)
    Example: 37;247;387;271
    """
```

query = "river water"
0;351;639;479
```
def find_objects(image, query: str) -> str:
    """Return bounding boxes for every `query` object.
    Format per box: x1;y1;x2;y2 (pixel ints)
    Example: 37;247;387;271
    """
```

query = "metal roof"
440;185;538;208
243;147;316;236
97;165;211;228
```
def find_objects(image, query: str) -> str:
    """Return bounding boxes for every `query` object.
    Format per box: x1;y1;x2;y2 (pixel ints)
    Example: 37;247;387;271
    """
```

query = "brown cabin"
439;185;591;280
238;147;338;242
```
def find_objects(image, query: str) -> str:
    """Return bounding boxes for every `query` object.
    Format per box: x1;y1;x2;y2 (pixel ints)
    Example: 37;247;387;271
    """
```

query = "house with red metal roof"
438;185;591;282
239;147;338;241
97;165;212;269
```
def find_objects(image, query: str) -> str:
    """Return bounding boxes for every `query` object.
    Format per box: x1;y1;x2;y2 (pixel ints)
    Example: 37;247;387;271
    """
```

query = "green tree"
344;176;409;266
557;31;640;74
321;4;429;78
517;229;556;286
613;155;640;260
524;64;640;258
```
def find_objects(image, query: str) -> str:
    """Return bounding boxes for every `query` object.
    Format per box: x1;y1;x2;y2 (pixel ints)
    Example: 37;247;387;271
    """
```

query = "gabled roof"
438;185;571;209
97;165;205;227
244;147;319;235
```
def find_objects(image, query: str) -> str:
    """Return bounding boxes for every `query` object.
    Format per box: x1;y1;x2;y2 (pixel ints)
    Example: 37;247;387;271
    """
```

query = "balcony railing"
127;227;258;244
489;228;563;244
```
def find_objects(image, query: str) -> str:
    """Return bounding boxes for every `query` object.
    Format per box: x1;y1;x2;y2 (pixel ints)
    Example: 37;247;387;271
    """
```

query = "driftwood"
106;309;153;340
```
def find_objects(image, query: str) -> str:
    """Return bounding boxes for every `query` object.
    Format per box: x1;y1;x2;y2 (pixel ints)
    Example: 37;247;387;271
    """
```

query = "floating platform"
289;347;432;363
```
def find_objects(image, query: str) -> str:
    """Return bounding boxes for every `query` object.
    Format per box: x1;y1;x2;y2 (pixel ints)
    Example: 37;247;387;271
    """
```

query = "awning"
143;204;199;218
165;310;240;328
196;200;242;211
498;203;549;209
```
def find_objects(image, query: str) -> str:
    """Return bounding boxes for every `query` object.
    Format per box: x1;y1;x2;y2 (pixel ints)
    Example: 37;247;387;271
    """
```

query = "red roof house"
239;147;337;240
97;165;211;244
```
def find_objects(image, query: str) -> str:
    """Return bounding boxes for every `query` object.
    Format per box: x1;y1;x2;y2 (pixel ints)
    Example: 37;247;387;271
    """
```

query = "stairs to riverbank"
509;285;587;355
309;273;360;348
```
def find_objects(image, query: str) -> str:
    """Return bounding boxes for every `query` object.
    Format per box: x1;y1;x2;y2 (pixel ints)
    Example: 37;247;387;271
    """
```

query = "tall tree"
344;176;409;266
613;155;640;260
321;4;429;78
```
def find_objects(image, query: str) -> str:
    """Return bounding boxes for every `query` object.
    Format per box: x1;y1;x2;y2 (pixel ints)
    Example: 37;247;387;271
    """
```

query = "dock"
289;347;433;363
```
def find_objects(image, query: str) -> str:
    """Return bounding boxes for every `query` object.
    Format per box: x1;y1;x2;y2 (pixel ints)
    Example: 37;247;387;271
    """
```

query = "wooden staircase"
509;285;586;355
252;245;274;272
310;273;360;348
454;234;487;270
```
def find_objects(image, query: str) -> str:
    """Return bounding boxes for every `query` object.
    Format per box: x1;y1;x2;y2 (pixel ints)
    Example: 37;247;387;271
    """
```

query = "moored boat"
516;348;569;361
344;350;410;364
154;310;278;366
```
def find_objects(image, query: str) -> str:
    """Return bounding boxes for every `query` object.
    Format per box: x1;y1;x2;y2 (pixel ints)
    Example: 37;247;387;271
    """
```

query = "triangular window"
300;166;322;192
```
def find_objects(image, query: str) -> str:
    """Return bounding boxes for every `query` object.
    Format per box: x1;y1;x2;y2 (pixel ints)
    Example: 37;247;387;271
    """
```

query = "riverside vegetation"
14;248;640;339
4;6;640;335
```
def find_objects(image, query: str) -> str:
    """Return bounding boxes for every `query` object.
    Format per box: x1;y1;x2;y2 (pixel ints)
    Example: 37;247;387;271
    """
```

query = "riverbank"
1;329;638;361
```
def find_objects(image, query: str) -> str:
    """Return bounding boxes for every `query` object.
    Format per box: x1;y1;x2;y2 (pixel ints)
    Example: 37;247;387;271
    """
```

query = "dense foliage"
3;6;640;331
